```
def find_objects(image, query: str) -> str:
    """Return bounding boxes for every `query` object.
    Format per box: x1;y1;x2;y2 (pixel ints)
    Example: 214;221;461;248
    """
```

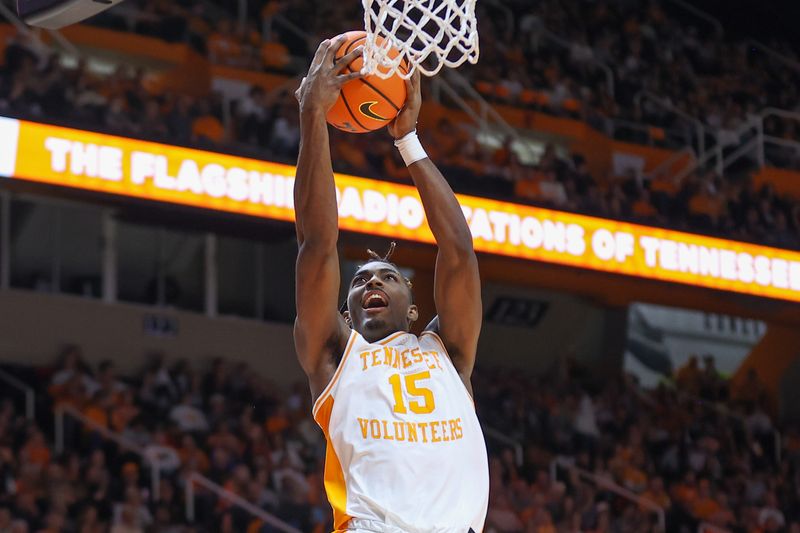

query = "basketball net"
361;0;479;79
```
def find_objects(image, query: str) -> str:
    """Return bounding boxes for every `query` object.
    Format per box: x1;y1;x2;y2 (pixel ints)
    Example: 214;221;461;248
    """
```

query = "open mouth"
362;290;389;310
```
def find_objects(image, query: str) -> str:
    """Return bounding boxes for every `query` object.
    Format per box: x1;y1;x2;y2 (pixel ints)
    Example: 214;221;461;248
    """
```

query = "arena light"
2;116;800;303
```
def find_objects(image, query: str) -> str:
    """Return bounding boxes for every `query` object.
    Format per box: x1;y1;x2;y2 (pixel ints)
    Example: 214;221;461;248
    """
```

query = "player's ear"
407;305;418;323
342;311;352;328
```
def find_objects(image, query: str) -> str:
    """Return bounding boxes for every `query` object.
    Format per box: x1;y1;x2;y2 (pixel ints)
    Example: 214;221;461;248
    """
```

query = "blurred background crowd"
0;1;799;532
0;345;794;533
1;0;800;249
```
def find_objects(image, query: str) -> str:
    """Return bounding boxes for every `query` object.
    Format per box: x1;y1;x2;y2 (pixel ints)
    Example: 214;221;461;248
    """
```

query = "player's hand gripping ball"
326;31;409;133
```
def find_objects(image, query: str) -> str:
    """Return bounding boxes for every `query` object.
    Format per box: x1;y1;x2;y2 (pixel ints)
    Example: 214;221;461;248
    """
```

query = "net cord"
361;0;479;79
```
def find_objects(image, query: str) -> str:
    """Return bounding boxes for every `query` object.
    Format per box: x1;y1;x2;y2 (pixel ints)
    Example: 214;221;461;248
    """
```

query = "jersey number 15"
389;371;436;414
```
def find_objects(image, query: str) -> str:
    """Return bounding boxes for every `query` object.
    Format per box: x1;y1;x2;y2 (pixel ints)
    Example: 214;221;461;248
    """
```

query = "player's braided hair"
364;242;412;290
366;241;396;263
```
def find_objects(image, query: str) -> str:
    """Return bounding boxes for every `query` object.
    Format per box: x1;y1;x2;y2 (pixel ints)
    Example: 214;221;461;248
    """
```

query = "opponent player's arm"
388;73;481;380
293;37;362;389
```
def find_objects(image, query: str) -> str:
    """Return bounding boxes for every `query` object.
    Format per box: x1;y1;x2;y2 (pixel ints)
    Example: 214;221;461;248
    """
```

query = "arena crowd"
1;0;800;248
0;344;796;533
1;1;799;531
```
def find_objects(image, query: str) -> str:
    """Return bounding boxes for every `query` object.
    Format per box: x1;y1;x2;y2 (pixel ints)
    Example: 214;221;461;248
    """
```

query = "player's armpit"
294;242;350;397
406;158;481;377
430;247;482;377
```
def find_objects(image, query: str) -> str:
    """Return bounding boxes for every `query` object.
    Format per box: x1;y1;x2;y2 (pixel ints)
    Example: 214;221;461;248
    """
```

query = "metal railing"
0;2;79;57
0;1;35;35
673;389;782;465
665;0;724;37
717;107;800;176
45;28;80;57
550;457;666;531
610;118;694;150
698;522;732;533
481;0;514;43
482;426;523;466
433;71;524;151
54;405;295;527
442;70;516;133
55;405;164;497
529;21;615;98
646;147;696;181
672;114;760;182
747;40;800;75
185;472;302;533
720;136;760;174
667;105;800;182
634;91;707;160
0;368;34;420
269;13;312;47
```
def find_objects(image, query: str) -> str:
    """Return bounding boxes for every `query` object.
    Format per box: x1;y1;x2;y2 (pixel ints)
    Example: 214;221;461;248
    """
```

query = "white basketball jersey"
312;329;489;533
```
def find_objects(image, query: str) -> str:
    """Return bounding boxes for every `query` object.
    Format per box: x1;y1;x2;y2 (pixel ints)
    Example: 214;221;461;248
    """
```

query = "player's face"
346;261;417;341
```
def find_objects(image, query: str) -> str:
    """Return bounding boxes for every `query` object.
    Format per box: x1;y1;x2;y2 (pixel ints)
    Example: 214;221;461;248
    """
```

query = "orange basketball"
326;31;408;134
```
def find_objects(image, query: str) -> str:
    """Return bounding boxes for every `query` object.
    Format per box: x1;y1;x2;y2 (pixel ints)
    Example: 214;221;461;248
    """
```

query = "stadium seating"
1;0;800;249
3;2;800;531
0;345;793;532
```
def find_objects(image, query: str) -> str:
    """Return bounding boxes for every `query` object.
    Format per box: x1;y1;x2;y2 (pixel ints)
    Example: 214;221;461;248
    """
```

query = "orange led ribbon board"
1;116;800;303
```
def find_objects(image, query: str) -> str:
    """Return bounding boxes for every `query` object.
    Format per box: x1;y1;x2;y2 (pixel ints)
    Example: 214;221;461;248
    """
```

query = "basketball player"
293;36;489;532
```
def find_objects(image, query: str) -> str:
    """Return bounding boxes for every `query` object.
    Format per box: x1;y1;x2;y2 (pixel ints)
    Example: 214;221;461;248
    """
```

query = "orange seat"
261;41;290;69
515;179;541;200
475;81;494;96
261;0;282;19
537;93;550;107
494;84;512;99
192;116;225;143
520;89;539;105
562;98;581;112
648;126;666;141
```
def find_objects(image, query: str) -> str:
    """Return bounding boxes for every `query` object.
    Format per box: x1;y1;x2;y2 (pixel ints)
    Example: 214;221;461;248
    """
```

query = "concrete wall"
0;285;627;384
0;289;304;383
477;283;614;375
781;357;800;421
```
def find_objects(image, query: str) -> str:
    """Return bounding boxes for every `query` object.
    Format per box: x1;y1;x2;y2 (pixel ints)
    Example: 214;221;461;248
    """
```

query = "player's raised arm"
293;37;363;397
388;72;482;382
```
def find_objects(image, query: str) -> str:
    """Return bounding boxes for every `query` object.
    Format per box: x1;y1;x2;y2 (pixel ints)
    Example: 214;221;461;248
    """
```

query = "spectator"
641;477;670;510
166;95;195;143
191;100;225;145
269;102;300;158
143;429;182;474
50;345;96;393
759;492;786;531
3;341;800;532
178;434;209;473
0;504;12;532
2;5;800;249
699;354;724;400
169;394;210;433
675;355;701;393
111;487;152;533
733;368;767;406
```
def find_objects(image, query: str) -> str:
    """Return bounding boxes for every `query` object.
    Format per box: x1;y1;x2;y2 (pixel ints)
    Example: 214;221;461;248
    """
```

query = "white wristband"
394;130;428;167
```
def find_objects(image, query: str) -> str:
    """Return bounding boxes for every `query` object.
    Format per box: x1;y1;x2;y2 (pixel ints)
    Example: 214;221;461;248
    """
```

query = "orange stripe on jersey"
312;330;358;420
315;395;352;530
